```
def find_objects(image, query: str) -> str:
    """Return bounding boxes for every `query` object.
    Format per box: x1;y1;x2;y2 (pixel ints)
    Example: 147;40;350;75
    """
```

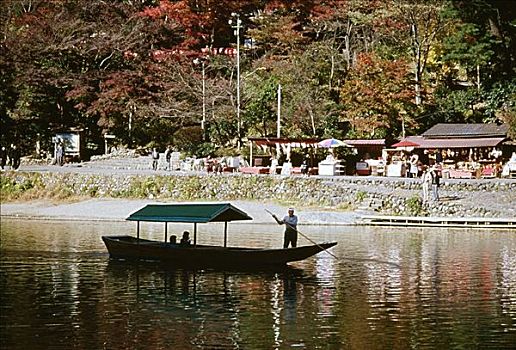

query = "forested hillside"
1;0;515;157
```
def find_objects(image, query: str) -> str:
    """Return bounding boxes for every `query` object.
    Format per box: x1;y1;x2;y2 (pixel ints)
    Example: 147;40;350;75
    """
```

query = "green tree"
391;0;449;105
428;0;515;131
243;74;278;137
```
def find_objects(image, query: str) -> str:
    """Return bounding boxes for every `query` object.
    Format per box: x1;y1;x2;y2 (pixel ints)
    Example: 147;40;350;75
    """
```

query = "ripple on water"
1;220;516;349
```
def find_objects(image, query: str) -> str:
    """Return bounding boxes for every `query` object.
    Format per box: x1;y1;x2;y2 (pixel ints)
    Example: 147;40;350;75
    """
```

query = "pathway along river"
1;219;515;349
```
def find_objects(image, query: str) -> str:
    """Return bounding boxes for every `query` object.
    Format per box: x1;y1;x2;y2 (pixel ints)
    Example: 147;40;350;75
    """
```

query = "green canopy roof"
126;203;253;223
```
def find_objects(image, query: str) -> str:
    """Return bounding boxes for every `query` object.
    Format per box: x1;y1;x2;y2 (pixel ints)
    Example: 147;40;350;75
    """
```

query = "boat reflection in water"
103;259;318;349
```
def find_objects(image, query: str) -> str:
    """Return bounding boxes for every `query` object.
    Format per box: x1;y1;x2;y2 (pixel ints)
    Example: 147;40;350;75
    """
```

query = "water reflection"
102;260;317;349
1;219;515;349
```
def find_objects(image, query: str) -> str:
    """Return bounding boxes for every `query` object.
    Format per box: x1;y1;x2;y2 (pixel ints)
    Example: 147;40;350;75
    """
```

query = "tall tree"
339;53;415;138
392;0;449;106
2;0;155;149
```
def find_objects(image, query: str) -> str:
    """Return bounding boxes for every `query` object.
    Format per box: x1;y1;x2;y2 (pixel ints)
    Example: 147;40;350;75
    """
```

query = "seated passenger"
180;231;191;246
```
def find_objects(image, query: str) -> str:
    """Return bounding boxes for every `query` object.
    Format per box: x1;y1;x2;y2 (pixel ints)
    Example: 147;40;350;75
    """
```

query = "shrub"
355;190;367;202
406;195;423;216
0;174;45;200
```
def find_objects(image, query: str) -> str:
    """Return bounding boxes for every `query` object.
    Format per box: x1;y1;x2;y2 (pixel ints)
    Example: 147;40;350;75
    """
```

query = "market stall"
392;123;512;179
246;137;320;175
318;155;345;176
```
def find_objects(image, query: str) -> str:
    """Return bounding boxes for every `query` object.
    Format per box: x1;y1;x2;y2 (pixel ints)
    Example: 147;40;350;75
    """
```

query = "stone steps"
356;198;384;212
83;155;157;170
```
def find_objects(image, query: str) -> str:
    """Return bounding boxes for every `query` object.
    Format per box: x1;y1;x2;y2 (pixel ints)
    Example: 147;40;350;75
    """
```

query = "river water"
1;219;515;349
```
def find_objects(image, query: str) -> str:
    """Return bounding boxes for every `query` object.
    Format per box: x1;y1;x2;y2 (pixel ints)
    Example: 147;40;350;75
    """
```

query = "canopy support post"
137;221;140;243
164;222;168;242
194;223;197;246
224;221;228;247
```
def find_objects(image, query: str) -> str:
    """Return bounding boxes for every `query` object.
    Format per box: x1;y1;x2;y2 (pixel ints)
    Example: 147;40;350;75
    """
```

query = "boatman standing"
273;208;298;248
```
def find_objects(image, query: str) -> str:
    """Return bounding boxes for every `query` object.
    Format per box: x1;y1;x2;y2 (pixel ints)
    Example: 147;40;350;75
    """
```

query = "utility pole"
193;58;207;140
277;84;281;138
128;103;134;148
202;60;206;140
400;110;407;139
229;13;242;149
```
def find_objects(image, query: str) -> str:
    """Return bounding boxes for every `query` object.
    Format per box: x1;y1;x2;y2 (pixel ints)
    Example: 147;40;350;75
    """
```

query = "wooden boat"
102;203;337;267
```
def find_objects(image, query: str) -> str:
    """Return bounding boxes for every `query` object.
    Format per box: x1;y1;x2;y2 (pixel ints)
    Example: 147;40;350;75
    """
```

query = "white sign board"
56;133;80;155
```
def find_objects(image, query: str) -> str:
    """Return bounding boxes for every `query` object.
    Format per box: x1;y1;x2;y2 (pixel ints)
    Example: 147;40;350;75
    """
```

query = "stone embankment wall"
2;172;515;218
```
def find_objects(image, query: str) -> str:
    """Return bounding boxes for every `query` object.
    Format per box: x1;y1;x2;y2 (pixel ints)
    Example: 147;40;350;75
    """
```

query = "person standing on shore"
151;147;159;171
270;156;278;175
0;146;6;170
422;167;432;205
56;140;65;166
164;146;172;171
272;208;298;248
430;166;440;202
409;154;419;178
300;159;309;176
9;144;21;170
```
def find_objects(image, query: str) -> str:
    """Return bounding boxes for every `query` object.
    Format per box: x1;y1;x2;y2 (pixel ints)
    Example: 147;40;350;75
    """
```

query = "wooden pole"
224;221;228;247
194;223;197;246
164;222;168;242
265;209;338;259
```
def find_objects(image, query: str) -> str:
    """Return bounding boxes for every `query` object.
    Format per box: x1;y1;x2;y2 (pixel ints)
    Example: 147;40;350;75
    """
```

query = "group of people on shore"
152;146;246;174
403;153;441;204
152;146;178;171
421;165;441;204
0;144;21;171
1;139;68;170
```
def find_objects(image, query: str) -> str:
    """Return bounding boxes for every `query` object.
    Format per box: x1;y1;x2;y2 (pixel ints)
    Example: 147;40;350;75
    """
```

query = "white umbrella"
318;138;350;148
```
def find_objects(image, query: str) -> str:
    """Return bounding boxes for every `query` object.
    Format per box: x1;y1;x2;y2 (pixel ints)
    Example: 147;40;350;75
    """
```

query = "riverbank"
0;199;360;225
1;167;515;221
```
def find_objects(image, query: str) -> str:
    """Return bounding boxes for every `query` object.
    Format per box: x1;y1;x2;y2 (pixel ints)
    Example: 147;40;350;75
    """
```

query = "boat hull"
102;235;337;266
